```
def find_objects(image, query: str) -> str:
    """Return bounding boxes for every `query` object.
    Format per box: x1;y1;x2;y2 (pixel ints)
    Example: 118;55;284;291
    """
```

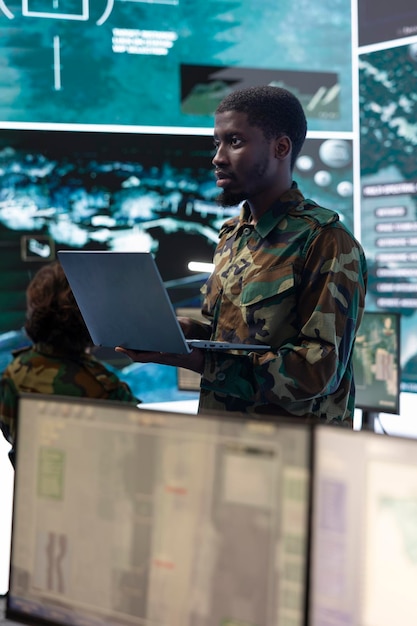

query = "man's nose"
212;145;226;166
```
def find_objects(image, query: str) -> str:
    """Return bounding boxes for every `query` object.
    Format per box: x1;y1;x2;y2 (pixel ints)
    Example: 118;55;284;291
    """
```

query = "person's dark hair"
25;261;92;353
216;85;307;169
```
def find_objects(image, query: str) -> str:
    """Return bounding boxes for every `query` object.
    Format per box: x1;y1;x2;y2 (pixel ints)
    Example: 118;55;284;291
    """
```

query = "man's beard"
214;156;270;208
215;189;246;208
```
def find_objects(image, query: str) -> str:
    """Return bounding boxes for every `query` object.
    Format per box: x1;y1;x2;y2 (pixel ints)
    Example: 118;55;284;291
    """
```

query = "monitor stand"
361;410;379;431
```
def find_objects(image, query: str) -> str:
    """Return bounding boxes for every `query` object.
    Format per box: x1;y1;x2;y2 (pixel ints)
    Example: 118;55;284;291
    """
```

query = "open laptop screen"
57;251;271;354
8;394;312;626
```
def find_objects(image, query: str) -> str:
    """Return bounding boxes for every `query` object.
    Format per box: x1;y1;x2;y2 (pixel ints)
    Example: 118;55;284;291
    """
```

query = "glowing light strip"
188;262;214;273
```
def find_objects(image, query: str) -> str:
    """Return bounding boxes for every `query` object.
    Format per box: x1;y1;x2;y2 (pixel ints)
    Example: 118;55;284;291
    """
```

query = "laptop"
57;250;271;354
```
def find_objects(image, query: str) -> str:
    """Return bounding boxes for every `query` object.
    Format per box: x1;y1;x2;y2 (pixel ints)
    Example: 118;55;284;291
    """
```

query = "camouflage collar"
240;181;306;238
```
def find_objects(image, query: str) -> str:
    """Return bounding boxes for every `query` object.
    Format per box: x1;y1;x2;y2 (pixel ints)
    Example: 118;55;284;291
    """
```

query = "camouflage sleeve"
103;378;141;404
84;358;141;405
0;356;140;448
201;225;367;413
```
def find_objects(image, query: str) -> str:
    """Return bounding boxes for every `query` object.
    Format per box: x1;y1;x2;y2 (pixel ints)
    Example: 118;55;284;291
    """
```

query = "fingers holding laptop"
115;346;205;374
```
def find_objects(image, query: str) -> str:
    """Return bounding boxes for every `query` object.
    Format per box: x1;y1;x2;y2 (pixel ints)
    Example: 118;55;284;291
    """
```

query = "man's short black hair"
216;85;307;169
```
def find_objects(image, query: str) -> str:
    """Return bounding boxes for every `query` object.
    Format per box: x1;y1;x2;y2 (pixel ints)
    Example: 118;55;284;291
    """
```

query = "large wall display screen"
0;0;352;131
358;41;417;392
0;129;354;401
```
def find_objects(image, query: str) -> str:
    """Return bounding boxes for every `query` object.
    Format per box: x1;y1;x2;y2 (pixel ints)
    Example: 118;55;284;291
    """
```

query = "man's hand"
115;346;205;374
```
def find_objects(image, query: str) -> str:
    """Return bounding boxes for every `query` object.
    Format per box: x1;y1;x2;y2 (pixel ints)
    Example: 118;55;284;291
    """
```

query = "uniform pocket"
241;264;295;306
240;264;296;344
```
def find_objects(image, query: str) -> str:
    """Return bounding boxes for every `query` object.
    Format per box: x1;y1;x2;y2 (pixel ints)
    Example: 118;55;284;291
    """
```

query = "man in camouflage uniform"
119;86;367;426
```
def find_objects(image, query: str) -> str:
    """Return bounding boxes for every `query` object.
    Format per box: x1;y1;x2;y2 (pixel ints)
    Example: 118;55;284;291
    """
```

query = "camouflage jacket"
0;342;140;448
194;184;368;426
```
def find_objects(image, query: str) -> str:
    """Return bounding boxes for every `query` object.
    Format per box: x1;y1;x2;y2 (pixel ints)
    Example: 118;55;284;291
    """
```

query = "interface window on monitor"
352;310;401;415
8;394;313;626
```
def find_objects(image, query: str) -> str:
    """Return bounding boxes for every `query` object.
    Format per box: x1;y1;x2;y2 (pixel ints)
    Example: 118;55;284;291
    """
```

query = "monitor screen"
357;41;417;393
0;129;354;333
310;425;417;626
0;0;352;131
352;310;401;415
0;129;354;402
7;394;313;626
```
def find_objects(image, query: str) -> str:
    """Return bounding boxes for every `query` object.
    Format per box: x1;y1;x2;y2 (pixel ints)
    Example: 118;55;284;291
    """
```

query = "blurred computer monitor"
309;425;417;626
8;394;313;626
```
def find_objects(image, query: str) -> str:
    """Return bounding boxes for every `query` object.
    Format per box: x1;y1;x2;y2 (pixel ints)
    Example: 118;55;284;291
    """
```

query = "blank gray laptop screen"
7;394;312;626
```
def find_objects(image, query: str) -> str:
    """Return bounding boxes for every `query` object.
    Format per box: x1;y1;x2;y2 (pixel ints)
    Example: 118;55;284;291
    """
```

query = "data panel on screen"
0;0;351;130
358;40;417;392
352;311;400;415
8;394;312;626
357;0;417;47
310;426;417;626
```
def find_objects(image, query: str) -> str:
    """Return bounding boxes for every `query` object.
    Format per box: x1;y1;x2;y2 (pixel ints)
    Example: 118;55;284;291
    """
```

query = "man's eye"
231;137;242;147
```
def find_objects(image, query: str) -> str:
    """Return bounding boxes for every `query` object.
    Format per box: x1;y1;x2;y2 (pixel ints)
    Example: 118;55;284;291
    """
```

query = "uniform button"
216;372;226;381
242;227;251;236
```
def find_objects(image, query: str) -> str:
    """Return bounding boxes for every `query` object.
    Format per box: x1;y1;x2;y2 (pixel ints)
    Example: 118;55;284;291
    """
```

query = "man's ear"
274;136;292;160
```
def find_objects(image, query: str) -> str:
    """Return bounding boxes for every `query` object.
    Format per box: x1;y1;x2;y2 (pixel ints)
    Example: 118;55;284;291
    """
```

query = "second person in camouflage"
0;261;140;465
